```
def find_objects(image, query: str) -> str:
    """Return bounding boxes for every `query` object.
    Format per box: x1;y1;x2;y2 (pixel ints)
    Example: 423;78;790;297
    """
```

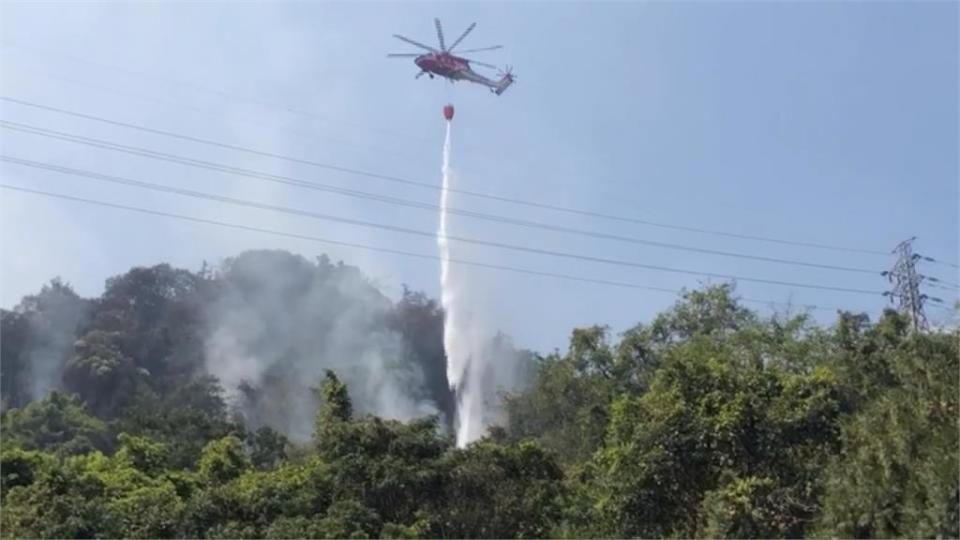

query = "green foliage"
227;498;382;540
580;329;843;537
0;448;51;497
1;260;957;540
179;456;333;537
248;426;289;469
649;283;756;342
105;481;184;538
320;414;451;526
814;325;960;538
503;348;614;465
318;369;353;427
93;264;210;393
503;286;762;467
0;441;187;539
206;521;261;539
115;432;171;476
1;391;110;455
64;329;142;417
697;475;786;538
0;456;111;539
117;376;240;468
434;440;565;538
379;516;431;539
263;516;330;539
198;435;251;484
313;499;382;539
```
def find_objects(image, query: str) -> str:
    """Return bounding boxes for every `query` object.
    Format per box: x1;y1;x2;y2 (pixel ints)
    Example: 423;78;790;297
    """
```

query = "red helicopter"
389;19;515;95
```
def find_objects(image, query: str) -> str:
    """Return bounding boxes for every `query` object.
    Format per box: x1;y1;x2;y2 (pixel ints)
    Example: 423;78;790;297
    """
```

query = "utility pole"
882;237;943;331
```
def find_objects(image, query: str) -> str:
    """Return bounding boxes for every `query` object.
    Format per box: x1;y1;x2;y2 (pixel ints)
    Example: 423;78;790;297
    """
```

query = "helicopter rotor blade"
465;59;498;70
456;45;503;54
434;18;446;51
387;53;421;57
392;34;438;53
447;22;476;52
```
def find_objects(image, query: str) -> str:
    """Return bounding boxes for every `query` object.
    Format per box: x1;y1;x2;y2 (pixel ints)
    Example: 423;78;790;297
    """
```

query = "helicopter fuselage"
415;52;473;80
413;52;513;94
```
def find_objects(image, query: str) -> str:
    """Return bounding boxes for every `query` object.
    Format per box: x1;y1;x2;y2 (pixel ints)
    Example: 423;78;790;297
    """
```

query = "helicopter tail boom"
492;72;514;95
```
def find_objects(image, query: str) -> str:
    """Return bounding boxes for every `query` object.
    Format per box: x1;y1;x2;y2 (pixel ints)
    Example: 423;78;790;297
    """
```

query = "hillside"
1;250;957;538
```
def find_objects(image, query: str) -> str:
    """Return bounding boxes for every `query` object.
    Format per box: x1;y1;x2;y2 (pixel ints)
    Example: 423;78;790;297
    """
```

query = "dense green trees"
582;340;841;537
1;253;956;538
1;391;111;455
814;314;959;538
503;288;957;538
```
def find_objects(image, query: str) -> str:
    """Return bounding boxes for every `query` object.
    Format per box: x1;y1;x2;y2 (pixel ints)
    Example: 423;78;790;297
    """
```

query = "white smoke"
10;280;89;403
203;251;441;441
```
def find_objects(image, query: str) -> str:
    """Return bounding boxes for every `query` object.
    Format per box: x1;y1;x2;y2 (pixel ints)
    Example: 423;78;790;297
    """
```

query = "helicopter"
388;19;515;95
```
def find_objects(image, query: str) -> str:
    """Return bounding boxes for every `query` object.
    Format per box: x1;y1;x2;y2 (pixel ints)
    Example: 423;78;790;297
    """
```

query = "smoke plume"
203;251;443;441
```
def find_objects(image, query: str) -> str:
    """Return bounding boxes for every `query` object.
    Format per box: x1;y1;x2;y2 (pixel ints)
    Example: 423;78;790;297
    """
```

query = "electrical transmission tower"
882;237;943;331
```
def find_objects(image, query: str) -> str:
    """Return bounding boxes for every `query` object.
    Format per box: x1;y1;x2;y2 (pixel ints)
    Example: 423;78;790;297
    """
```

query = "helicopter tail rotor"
492;66;515;95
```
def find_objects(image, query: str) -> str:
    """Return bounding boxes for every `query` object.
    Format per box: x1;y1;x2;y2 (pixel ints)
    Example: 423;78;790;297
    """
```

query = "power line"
0;121;882;275
0;70;422;164
922;275;960;290
0;72;902;273
0;41;436;146
927;284;960;295
918;254;960;271
0;162;884;297
0;99;434;188
0;183;846;312
0;97;892;256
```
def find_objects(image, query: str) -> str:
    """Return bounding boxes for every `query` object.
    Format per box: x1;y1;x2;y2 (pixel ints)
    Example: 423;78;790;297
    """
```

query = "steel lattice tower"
882;237;932;331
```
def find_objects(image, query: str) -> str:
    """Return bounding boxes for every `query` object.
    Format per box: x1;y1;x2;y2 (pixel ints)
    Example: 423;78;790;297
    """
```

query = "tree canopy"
1;251;956;538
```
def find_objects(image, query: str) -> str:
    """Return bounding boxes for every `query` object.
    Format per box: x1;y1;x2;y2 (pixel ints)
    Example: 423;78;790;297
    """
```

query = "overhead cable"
0;183;850;312
0;121;884;275
0;162;884;297
0;98;892;256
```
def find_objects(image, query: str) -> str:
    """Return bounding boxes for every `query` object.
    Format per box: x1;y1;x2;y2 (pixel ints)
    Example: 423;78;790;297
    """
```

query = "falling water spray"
438;104;474;447
438;111;456;387
437;104;528;447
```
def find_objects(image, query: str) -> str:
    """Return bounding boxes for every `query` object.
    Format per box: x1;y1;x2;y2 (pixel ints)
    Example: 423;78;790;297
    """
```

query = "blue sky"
1;1;957;353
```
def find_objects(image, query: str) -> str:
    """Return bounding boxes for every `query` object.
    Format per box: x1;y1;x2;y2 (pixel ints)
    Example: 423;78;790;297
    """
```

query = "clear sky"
1;1;957;353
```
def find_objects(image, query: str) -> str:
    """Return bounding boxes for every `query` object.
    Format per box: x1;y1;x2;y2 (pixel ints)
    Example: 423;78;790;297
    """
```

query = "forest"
0;249;957;539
